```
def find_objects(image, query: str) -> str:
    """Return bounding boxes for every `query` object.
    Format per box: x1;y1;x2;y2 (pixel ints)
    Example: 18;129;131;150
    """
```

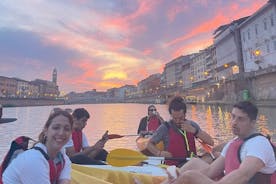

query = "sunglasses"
149;109;157;112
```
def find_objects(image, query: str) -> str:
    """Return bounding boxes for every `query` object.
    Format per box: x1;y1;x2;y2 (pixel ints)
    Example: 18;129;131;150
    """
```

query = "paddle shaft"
110;155;188;161
197;139;216;160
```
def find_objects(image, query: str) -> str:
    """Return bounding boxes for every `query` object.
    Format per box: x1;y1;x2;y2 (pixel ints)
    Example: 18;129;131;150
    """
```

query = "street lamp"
254;49;261;56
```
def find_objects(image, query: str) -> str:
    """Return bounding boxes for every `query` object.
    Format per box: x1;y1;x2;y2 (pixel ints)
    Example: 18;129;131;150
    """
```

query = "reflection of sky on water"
0;103;275;159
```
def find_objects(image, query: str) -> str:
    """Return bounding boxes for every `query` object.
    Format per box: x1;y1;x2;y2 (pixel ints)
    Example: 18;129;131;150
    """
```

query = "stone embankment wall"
0;98;65;107
206;67;276;107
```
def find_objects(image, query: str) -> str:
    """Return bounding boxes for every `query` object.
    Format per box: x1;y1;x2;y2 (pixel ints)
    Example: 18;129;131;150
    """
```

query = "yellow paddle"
107;148;187;167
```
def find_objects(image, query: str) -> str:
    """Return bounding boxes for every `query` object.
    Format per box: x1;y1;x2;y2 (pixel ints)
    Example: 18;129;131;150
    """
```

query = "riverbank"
198;99;276;108
0;98;65;107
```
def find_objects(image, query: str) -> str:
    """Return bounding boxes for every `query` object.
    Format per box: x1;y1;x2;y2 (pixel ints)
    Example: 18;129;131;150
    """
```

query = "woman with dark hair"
137;105;164;135
2;110;73;184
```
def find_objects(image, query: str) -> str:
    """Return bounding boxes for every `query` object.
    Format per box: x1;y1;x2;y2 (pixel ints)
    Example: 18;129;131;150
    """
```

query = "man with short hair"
164;101;276;184
64;108;108;165
146;96;214;166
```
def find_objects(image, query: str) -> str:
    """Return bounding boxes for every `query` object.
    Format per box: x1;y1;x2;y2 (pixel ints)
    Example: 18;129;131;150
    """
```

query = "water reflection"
0;103;275;159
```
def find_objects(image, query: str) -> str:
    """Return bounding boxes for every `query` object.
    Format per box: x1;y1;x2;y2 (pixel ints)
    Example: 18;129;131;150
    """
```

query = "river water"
0;103;275;160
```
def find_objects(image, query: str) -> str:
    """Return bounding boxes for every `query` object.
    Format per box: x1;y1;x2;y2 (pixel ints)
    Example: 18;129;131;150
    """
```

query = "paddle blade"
201;143;212;153
107;148;148;167
108;134;124;139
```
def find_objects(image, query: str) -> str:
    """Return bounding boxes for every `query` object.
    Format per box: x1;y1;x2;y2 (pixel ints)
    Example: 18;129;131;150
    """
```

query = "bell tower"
52;68;57;85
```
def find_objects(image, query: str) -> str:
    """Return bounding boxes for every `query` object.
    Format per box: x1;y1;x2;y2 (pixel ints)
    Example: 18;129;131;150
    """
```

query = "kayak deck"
71;164;167;184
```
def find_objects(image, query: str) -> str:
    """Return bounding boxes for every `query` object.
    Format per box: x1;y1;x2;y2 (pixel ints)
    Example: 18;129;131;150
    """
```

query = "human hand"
159;150;172;157
160;166;179;184
180;121;196;134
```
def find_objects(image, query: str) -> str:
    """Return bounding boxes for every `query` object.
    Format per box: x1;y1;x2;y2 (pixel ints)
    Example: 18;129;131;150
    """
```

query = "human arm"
145;125;172;157
3;150;51;184
146;141;172;157
217;156;264;184
66;132;107;158
137;117;147;134
181;120;214;146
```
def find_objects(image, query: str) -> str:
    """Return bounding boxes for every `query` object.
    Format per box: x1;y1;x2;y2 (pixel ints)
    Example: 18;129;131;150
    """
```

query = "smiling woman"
1;110;73;184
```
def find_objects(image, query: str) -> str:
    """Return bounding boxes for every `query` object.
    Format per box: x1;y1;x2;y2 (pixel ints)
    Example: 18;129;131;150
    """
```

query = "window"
242;32;246;42
270;14;274;26
264;18;267;30
255;24;258;36
266;43;270;53
247;29;250;40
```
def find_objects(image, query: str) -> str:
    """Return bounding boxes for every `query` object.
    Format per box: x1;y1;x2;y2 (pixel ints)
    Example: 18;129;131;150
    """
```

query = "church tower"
52;68;57;85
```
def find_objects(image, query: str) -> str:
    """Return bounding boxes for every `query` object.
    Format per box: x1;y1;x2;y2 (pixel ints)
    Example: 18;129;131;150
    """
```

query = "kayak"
0;118;17;124
136;136;164;156
71;164;167;184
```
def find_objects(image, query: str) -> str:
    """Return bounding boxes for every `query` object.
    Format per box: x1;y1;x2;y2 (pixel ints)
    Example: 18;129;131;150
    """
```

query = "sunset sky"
0;0;267;93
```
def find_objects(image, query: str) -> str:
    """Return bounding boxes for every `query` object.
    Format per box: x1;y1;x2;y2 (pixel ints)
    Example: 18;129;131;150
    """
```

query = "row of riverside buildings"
67;0;276;104
0;69;59;99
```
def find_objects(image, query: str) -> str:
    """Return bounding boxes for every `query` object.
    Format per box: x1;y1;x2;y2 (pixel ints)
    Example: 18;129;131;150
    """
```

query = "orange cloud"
103;71;128;80
98;81;122;89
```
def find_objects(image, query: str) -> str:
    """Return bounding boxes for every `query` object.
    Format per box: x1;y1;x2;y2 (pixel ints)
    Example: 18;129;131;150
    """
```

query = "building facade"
239;0;276;72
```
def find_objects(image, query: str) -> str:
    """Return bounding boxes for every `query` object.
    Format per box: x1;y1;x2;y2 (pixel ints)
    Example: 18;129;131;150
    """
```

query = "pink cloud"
166;1;265;47
143;48;153;55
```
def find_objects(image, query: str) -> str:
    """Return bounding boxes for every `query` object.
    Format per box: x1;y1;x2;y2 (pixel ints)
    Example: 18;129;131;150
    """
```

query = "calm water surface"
0;103;275;159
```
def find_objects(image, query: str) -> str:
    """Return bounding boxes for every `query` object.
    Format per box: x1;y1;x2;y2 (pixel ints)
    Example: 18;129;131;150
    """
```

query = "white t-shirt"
221;135;276;174
3;143;71;184
64;132;89;149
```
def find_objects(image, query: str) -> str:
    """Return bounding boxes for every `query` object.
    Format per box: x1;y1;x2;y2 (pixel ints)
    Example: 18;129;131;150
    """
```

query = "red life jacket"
224;138;243;174
165;125;196;166
147;116;160;132
225;134;275;184
72;130;83;152
33;147;65;184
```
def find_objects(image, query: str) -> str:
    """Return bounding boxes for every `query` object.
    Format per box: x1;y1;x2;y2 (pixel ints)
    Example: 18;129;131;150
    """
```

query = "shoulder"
187;119;201;129
140;116;148;122
186;119;198;126
64;137;73;148
244;135;271;148
221;138;237;157
5;145;48;170
159;121;170;130
243;135;276;173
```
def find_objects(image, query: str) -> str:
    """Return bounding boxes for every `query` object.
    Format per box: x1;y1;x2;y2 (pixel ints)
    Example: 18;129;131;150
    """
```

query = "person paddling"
2;109;73;184
146;96;214;167
64;108;109;165
137;105;165;136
